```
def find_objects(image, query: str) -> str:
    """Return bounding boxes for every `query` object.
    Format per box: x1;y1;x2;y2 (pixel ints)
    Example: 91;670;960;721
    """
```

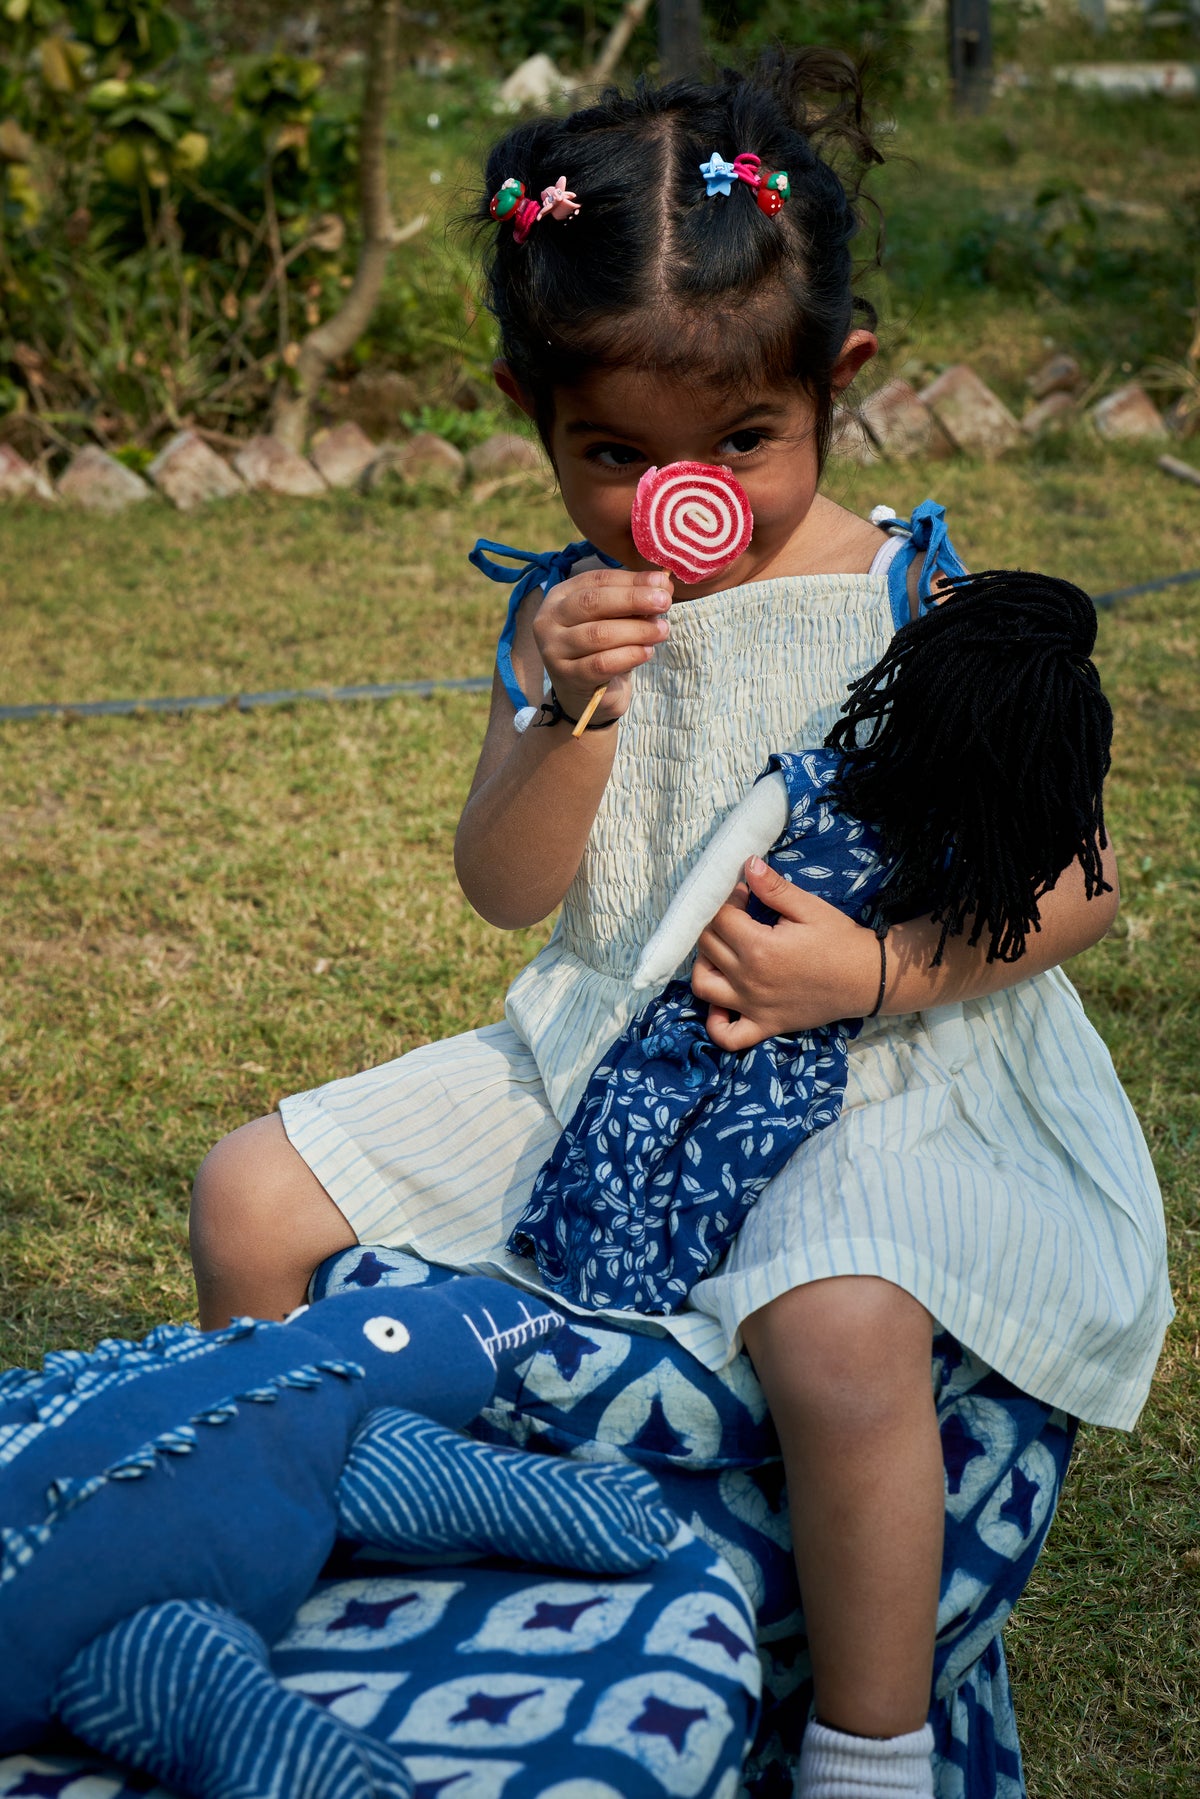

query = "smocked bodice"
506;570;897;1121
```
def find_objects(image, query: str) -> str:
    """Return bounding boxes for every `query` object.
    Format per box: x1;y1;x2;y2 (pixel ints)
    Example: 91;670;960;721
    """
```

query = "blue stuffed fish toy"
0;1277;677;1797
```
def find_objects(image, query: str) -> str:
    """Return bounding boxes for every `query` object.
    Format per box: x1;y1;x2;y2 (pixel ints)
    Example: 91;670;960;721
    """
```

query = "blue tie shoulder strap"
873;499;969;631
469;538;621;716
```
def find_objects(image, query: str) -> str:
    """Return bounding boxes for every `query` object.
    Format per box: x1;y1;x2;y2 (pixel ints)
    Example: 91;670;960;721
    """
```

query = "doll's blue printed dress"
508;749;889;1312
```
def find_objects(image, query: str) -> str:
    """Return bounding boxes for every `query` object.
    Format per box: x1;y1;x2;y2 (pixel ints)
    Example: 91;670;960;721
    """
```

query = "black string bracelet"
868;922;889;1018
533;689;619;731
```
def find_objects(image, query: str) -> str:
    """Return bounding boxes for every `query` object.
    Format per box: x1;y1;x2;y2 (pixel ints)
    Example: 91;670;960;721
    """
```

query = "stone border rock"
27;428;553;512
831;360;1176;464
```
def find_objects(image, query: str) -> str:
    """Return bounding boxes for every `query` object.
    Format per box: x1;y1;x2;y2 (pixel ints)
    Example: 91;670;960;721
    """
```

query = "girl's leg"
741;1276;943;1743
190;1113;357;1328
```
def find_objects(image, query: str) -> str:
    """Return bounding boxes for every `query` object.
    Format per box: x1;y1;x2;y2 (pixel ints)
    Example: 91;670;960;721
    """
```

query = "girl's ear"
492;358;538;420
831;329;878;395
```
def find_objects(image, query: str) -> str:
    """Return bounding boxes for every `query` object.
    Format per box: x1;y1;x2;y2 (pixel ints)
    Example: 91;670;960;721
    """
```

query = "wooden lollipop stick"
571;684;608;738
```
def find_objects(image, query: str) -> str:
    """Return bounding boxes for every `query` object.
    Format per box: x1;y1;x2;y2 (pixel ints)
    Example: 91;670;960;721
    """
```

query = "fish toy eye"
363;1316;411;1353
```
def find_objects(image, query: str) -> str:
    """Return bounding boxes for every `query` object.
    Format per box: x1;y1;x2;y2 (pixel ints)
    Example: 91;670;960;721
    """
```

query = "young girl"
190;51;1172;1799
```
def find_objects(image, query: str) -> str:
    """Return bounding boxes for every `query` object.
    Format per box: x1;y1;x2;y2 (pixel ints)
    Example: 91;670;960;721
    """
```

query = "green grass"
1;450;1197;1793
2;39;1199;1799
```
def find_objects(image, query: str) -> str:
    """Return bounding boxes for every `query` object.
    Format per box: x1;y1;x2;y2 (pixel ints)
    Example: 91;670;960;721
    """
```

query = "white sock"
795;1719;935;1799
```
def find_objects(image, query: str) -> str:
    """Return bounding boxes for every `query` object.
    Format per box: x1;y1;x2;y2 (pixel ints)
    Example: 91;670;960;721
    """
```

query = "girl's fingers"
563;569;673;617
696;903;764;972
690;949;743;1011
704;1006;768;1052
560;613;671;661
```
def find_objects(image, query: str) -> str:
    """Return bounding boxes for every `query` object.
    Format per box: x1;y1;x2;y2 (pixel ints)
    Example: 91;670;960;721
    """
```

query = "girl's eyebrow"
560;418;641;438
562;403;785;440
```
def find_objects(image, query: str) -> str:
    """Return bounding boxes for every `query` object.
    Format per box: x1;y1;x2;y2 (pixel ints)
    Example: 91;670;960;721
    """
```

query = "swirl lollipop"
631;461;754;584
571;462;754;737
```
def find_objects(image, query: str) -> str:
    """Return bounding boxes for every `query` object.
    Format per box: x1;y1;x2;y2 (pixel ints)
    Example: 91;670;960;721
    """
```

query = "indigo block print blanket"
0;1245;1074;1799
510;750;889;1312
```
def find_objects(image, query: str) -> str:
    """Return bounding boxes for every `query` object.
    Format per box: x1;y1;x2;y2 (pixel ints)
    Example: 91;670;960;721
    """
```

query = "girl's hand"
533;567;673;723
691;858;880;1050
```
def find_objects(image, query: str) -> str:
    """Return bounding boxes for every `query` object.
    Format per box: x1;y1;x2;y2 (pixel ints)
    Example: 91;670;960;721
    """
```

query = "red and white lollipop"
632;460;754;584
570;461;754;737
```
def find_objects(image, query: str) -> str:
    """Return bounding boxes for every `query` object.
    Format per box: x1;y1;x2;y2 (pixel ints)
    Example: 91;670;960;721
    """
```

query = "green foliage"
400;401;506;452
437;0;919;82
0;0;364;438
709;0;917;84
873;82;1200;390
915;181;1195;372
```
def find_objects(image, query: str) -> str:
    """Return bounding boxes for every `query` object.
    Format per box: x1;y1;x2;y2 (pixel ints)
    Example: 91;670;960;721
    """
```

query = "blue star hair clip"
699;152;737;196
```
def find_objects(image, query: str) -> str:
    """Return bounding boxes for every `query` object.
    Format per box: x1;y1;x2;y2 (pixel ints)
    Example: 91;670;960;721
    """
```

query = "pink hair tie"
511;196;542;245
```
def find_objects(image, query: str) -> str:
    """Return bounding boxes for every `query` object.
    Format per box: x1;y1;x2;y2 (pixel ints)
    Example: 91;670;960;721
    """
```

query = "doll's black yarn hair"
825;570;1114;964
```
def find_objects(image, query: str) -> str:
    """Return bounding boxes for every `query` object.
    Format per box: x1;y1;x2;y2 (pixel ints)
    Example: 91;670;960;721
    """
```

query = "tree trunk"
589;0;654;87
657;0;703;82
271;0;422;451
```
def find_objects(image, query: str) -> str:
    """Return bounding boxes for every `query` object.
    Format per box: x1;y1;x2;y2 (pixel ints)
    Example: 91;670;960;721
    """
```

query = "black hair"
479;48;884;464
825;570;1114;965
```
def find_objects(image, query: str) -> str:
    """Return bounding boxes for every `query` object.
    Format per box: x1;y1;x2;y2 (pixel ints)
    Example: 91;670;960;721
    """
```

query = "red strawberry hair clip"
732;152;791;217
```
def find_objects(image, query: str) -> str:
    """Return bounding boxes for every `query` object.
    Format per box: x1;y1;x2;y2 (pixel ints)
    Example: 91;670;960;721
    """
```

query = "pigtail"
758;47;885;179
824;571;1114;964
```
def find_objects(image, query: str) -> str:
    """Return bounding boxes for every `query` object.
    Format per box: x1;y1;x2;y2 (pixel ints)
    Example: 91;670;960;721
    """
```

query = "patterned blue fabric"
0;1245;1073;1799
339;1408;677;1573
0;1281;572;1751
324;1249;1075;1799
509;750;889;1312
55;1599;417;1799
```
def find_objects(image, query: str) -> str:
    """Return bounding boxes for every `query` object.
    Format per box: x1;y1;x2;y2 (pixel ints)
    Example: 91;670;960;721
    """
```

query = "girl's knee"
743;1277;935;1432
190;1114;352;1271
190;1114;357;1328
193;1115;285;1249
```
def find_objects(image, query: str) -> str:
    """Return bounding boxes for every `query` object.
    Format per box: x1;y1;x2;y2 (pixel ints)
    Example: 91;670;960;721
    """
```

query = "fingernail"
747;856;766;875
655;616;670;635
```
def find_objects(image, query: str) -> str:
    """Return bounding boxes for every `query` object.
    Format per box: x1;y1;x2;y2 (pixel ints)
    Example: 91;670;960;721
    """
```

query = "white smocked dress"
280;507;1173;1431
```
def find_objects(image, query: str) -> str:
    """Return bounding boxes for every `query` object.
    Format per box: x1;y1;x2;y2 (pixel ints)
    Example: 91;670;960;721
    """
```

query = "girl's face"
494;336;875;598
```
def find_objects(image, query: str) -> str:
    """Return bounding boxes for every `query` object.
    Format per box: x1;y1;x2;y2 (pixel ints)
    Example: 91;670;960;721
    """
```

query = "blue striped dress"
279;508;1173;1430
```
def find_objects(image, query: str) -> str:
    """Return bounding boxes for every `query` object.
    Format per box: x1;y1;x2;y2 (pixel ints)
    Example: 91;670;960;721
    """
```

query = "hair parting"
478;48;886;460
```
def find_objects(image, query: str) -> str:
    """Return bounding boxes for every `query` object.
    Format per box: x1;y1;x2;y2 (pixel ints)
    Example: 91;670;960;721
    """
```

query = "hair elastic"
490;174;581;245
699;150;790;215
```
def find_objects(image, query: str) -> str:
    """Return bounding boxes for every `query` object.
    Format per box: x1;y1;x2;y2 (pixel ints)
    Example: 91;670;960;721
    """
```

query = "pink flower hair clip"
490;174;581;246
539;176;581;223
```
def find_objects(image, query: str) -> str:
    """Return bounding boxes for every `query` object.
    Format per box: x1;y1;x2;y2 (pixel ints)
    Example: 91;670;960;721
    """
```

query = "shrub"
0;0;367;442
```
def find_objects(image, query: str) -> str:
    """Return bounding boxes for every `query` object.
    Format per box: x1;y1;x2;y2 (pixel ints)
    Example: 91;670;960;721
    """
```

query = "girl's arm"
455;566;672;928
692;839;1120;1051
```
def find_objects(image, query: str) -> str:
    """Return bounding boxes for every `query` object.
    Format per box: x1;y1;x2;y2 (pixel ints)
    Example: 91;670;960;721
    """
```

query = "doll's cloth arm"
337;1408;677;1574
634;769;792;989
54;1598;415;1799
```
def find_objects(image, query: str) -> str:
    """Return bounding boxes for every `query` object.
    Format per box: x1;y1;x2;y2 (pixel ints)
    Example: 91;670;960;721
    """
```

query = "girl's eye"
586;443;646;469
719;430;766;456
